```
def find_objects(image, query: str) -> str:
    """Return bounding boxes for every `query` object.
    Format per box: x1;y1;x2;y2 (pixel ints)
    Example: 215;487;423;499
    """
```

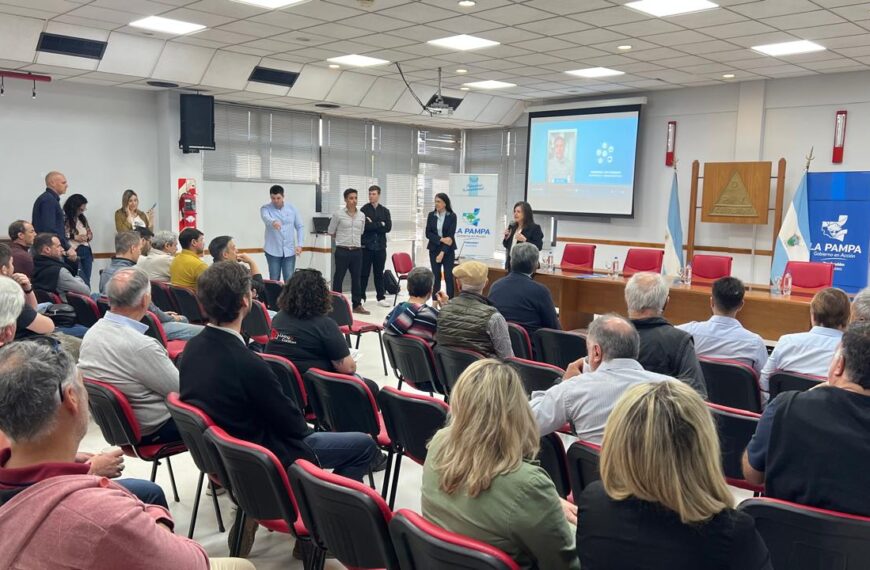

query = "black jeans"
360;248;387;301
430;248;455;298
333;247;363;307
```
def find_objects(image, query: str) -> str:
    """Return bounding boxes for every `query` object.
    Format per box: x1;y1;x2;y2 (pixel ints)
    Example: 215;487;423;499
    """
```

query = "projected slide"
526;106;641;217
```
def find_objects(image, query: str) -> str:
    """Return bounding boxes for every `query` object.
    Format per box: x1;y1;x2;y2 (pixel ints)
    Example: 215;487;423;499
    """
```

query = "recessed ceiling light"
460;86;470;90
617;45;633;50
458;0;476;6
626;0;718;17
751;40;825;57
456;68;468;74
463;80;516;89
329;64;340;69
428;34;499;51
565;67;625;78
129;16;205;35
326;54;389;67
722;73;735;79
230;0;313;7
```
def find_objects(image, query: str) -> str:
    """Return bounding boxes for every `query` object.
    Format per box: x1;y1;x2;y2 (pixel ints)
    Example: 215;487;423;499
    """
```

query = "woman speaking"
502;201;543;270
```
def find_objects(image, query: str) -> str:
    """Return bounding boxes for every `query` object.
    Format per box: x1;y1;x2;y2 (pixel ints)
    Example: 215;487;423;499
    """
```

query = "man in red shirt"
7;220;36;278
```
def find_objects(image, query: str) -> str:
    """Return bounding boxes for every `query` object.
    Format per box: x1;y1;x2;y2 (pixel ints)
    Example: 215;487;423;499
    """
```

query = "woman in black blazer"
425;192;458;298
502;201;544;270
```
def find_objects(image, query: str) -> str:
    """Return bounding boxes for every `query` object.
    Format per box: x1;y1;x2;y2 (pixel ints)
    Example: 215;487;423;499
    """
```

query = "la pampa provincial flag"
770;173;811;284
663;172;684;277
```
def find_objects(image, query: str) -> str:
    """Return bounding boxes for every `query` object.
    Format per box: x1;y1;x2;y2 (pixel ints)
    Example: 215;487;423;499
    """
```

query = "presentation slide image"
528;184;632;215
547;129;576;184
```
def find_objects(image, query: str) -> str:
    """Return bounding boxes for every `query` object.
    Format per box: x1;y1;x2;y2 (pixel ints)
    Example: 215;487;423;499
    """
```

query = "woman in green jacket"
422;359;580;570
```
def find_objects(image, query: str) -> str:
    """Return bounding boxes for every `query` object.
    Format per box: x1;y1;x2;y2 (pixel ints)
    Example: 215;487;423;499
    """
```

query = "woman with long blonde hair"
576;381;771;569
114;189;154;232
422;359;579;570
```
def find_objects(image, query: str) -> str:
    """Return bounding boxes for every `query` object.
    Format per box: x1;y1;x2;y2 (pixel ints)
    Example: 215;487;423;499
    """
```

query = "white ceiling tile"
392;82;435;113
671;39;740;55
452;92;493;120
338;13;410;32
389;24;454;42
474;4;554;26
224;45;271;56
20;63;87;77
516;16;591;36
299;22;371;40
182;0;268;19
63;5;143;25
0;5;56;19
289;64;340;99
158;7;234;27
0;14;44;62
643;29;712;46
359;76;407;110
281;0;363;20
49;15;121;31
829;3;870;20
572;6;650;27
655;54;714;68
151;41;214;83
762;10;845;30
355;33;416;50
607;20;684;37
789;22;869;40
217;20;288;38
62;76;119;85
98;32;164;76
522;0;612;15
699;20;778;39
378;3;458;24
510;36;576;53
505;53;565;66
626;46;689;61
665;9;746;28
727;31;800;48
729;0;819;19
556;28;629;45
325;71;377;105
171;36;227;49
45;21;111;42
834;44;870;57
193;28;257;45
200;49;258;90
429;15;503;34
246;12;323;30
89;0;173;15
476;27;543;44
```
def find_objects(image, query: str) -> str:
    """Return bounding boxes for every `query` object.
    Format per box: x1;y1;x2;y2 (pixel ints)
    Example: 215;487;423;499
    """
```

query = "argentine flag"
663;172;684;276
771;173;811;284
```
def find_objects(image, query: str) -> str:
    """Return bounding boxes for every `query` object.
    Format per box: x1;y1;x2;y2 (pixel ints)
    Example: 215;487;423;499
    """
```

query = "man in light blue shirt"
260;185;304;281
677;277;768;374
759;287;851;402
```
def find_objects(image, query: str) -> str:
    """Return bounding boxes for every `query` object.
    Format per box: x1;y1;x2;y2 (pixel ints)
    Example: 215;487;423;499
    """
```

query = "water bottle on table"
781;271;792;296
610;256;619;278
682;263;692;285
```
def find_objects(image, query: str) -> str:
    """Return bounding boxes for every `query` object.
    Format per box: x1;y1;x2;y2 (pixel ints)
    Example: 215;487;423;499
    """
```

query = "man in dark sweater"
32;171;77;262
489;242;560;335
360;185;392;307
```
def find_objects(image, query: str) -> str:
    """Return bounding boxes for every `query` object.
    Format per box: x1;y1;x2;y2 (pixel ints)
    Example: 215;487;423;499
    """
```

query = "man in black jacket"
489;242;560;335
360;185;392;307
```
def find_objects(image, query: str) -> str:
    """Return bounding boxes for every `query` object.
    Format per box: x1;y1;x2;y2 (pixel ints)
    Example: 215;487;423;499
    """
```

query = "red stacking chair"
95;296;110;316
141;310;187;362
623;248;664;277
769;371;825;399
390;509;520;570
288;459;400;570
699;357;762;413
241;299;271;345
707;402;763;493
784;260;834;289
83;378;186;502
391;252;414;307
538;433;571;500
434;345;486;395
169;285;207;324
738;498;870;570
378;386;449;508
691;254;733;281
566;440;601;496
262;279;283;312
329;291;388;376
507;322;533;360
204;426;322;566
533;328;587;370
505;357;564;396
150;280;179;313
560;243;596;271
66;291;101;327
383;334;444;394
258;353;316;423
35;290;62;304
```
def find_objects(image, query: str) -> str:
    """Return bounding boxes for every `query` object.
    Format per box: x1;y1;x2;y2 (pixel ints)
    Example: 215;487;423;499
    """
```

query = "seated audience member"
138;230;177;282
850;287;869;323
743;322;870;516
208;235;267;307
435;260;513;359
759;287;850;400
7;220;36;278
530;314;673;445
169;228;208;290
31;232;91;301
135;226;154;256
625;272;707;398
0;343;261;570
0;277;25;347
489;242;559;335
578;381;771;569
384;266;445;346
180;262;380;554
423;359;579;570
677;277;768;374
79;268;180;445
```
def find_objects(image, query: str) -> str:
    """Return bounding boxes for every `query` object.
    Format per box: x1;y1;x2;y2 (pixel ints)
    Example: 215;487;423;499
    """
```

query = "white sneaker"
378;299;392;307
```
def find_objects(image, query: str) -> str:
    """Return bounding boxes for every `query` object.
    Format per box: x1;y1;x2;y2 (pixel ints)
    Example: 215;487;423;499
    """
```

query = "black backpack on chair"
383;270;400;295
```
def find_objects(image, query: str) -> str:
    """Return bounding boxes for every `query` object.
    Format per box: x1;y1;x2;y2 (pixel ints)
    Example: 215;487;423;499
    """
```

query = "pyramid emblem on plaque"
711;171;758;217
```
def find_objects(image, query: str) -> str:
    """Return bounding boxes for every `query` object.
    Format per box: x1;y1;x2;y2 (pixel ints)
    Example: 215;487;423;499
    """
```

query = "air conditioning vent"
248;66;300;88
36;32;107;60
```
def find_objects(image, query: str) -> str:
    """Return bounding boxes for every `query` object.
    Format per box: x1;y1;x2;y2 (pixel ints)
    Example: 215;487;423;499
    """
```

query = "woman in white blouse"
63;193;93;287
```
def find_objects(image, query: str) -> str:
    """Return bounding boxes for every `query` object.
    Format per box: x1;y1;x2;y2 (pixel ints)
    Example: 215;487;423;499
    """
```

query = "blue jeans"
116;478;168;508
265;252;296;282
76;245;93;289
163;320;204;341
56;324;89;338
302;432;379;482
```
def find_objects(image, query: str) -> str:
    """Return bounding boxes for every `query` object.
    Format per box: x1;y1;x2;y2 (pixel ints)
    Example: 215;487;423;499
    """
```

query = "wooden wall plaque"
701;161;772;224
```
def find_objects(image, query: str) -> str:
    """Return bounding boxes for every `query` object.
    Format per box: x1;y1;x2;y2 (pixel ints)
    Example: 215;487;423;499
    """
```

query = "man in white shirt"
759;287;851;401
328;188;368;315
529;313;674;445
678;276;768;374
137;230;176;282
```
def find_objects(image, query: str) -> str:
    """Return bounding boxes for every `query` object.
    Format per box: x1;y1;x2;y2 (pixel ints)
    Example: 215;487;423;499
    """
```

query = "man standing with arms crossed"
260;185;304;281
329;188;369;315
32;171;77;264
360;185;392;308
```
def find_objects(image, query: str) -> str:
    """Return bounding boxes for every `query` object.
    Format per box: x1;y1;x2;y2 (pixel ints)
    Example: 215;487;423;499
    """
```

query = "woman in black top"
502;201;543;271
577;381;771;570
62;194;93;286
425;193;458;298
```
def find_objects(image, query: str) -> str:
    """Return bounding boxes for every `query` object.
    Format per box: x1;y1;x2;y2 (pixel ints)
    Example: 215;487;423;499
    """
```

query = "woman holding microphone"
425;193;457;298
114;189;154;232
503;201;544;270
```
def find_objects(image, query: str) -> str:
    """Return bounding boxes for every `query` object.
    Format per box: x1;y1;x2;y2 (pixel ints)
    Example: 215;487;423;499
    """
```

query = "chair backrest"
532;328;587;370
328;291;354;328
622;248;664;277
304;368;381;438
784;260;834;289
140;310;170;348
204;426;300;532
537;433;571;499
738;498;870;570
691;254;733;281
391;252;414;276
507;322;533;360
505;357;563;396
707;403;761;488
769;371;825;398
169;285;206;323
150;280;179;312
434;345;486;395
258;353;310;415
699;357;762;413
383;334;443;393
35;289;62;304
95;296;110;316
560;243;596;270
65;291;101;327
390;509;520;570
165;393;220;476
242;299;272;344
82;378;142;446
566;440;601;496
378;387;448;465
262;279;283;312
288;459;398;569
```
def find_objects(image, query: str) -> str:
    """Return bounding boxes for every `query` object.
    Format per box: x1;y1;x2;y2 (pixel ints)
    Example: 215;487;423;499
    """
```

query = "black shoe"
371;451;389;472
228;509;258;557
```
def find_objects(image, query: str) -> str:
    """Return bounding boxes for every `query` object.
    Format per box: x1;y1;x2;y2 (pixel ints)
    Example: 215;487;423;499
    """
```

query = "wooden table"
485;263;813;341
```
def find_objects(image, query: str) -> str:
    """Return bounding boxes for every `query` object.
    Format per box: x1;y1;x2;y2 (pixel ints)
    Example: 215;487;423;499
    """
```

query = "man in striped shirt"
384;267;446;346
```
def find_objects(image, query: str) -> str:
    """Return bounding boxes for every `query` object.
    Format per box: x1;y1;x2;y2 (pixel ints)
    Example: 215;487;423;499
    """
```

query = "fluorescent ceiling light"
130;16;205;35
328;64;340;69
565;67;625;78
428;34;499;51
231;0;312;7
617;45;632;50
456;68;468;73
722;73;735;78
751;40;825;56
463;80;515;89
458;0;476;6
326;54;389;67
626;0;718;17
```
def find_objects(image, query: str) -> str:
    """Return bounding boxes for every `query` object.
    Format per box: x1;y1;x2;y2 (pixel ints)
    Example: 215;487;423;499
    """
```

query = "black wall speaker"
179;94;215;153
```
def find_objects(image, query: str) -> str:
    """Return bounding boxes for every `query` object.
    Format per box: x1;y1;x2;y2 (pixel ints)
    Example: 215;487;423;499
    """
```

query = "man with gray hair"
0;277;24;346
625;272;707;397
489;242;560;335
138;230;177;282
529;313;674;444
80;268;181;445
852;288;870;323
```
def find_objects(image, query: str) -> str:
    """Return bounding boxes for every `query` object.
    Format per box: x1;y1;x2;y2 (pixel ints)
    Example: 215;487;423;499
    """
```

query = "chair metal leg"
380;449;394;499
388;452;404;509
367;469;375;490
188;471;204;538
355;334;361;349
377;330;388;376
397;375;403;390
210;479;225;532
165;456;180;502
231;510;246;557
150;460;159;482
